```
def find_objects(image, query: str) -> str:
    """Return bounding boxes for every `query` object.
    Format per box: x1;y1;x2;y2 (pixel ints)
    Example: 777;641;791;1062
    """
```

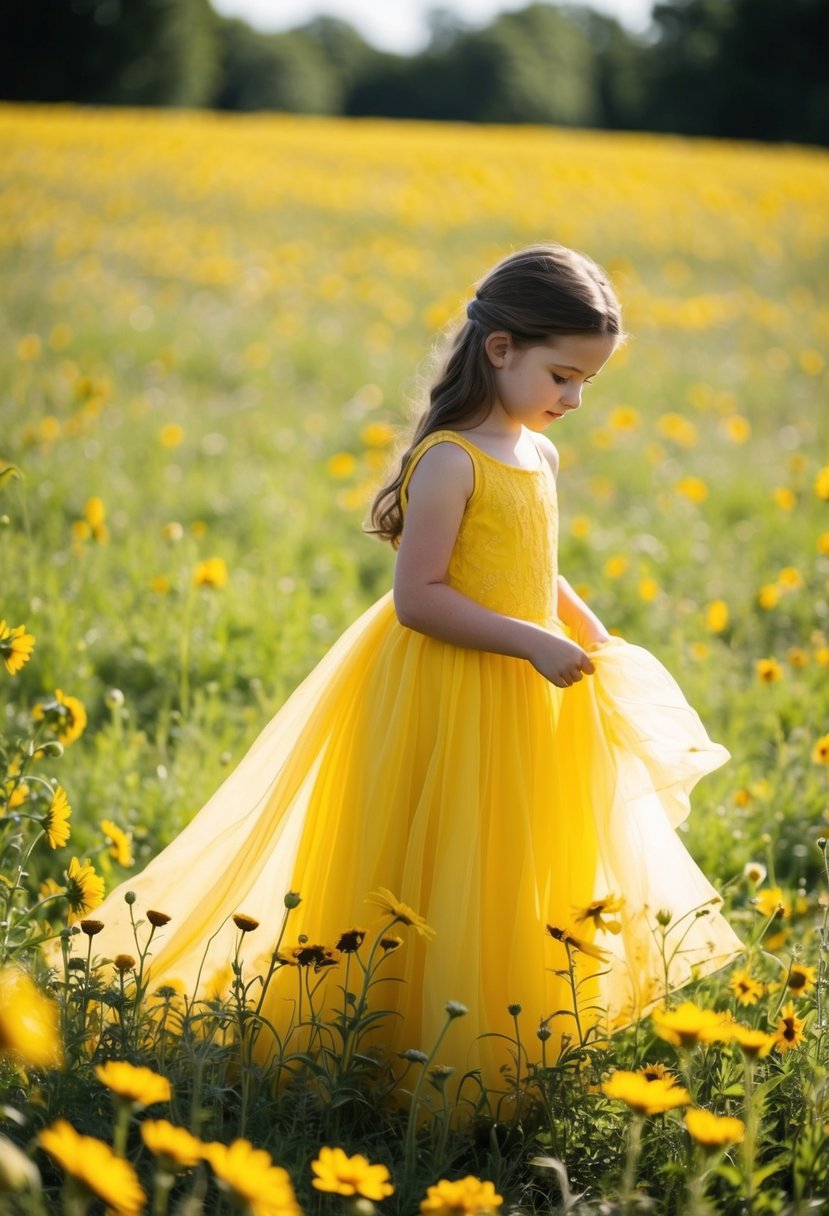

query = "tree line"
2;0;827;146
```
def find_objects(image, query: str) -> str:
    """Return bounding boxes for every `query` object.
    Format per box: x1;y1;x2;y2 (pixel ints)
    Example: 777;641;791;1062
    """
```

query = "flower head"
812;734;829;764
420;1175;503;1214
367;887;436;939
194;557;228;589
146;909;171;927
651;1001;732;1049
742;861;766;885
729;1024;776;1059
140;1120;204;1172
204;1138;301;1215
546;924;611;962
335;928;366;953
95;1060;171;1108
774;1000;806;1053
38;1121;145;1214
44;786;71;849
0;965;63;1068
787;963;817;995
233;913;260;933
756;658;783;684
114;954;137;974
65;857;104;922
311;1146;394;1200
0;621;35;675
754;886;792;919
32;689;87;746
601;1069;691;1116
101;819;133;867
572;894;624;935
291;943;337;970
728;968;764;1007
684;1108;745;1148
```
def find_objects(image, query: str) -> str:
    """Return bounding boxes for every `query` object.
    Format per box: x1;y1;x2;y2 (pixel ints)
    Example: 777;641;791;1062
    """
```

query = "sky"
209;0;657;52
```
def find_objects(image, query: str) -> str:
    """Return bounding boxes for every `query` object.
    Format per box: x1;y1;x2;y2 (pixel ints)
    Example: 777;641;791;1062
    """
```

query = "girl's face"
485;331;618;432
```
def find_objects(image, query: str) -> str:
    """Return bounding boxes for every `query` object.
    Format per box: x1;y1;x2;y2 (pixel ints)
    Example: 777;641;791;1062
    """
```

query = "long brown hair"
367;242;624;547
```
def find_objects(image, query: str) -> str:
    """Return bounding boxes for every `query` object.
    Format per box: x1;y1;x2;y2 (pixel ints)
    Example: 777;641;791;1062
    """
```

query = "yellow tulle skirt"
87;592;745;1092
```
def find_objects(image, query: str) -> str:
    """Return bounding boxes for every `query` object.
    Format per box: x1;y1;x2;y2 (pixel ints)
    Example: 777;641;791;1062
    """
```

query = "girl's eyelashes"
551;373;596;385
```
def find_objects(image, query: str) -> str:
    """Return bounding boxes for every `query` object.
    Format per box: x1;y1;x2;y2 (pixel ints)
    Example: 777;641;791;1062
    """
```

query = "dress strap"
400;430;479;505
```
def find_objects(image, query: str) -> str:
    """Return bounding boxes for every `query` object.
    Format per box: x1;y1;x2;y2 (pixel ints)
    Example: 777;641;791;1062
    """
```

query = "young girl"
87;243;744;1090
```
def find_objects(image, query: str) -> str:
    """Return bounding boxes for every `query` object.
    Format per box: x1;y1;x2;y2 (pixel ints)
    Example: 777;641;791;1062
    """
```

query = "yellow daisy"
44;786;71;849
684;1108;745;1148
95;1060;171;1108
774;1000;806;1053
311;1146;394;1200
65;857;104;921
0;621;35;675
601;1069;691;1116
38;1121;145;1215
367;887;436;940
420;1175;503;1215
203;1138;301;1216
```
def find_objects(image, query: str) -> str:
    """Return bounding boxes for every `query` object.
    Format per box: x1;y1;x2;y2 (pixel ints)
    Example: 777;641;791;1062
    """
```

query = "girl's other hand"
527;634;595;687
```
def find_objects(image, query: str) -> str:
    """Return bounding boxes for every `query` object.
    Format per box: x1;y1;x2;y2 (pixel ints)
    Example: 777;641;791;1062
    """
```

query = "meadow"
1;103;828;1214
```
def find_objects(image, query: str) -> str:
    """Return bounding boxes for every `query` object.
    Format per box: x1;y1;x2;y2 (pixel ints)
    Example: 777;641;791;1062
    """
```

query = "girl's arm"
556;575;612;647
393;442;594;688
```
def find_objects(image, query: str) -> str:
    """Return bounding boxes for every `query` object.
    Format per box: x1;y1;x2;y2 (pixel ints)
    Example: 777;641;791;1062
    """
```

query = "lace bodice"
400;429;559;627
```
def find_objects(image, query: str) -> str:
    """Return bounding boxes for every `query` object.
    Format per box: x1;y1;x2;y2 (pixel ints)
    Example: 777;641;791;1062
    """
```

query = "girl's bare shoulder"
532;433;560;479
407;437;475;498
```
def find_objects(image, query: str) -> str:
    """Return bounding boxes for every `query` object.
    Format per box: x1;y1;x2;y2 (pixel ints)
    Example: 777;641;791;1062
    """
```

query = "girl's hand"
527;633;595;687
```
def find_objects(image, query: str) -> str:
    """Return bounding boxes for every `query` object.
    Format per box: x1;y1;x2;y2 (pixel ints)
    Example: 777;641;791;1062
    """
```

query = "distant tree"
566;7;649;131
210;17;339;113
646;0;829;143
349;3;599;127
0;0;220;107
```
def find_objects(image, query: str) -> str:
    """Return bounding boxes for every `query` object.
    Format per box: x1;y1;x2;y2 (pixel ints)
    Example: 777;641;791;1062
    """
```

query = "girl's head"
369;242;624;546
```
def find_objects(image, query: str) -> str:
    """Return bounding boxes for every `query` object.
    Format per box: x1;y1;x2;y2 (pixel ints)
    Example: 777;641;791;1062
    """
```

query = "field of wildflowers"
1;103;828;1213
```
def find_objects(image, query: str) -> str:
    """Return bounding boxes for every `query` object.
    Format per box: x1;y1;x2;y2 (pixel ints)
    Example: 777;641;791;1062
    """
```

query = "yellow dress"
86;429;744;1090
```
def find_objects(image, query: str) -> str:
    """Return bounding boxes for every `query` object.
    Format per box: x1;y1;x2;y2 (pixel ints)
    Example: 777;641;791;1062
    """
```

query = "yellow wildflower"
758;584;780;609
774;1000;806;1053
32;689;87;746
817;531;829;555
777;566;803;590
755;658;783;684
0;965;63;1068
101;819;133;867
728;968;764;1006
723;415;751;443
772;487;795;511
65;857;104;921
754;886;792;919
38;1121;145;1215
367;887;436;940
742;860;766;884
159;423;184;448
573;894;624;935
787;647;809;668
651;1001;732;1048
193;557;228;588
95;1061;171;1108
140;1120;204;1171
657;413;698;446
0;621;35;676
44;786;71;849
420;1175;503;1215
311;1146;394;1200
83;497;108;542
814;466;829;500
360;422;394;447
601;1069;691;1116
546;924;611;962
203;1138;301;1216
676;476;708;503
729;1024;776;1059
609;406;641;430
603;555;628;579
787;963;817;995
705;600;729;633
812;734;829;764
684;1108;745;1148
327;452;356;479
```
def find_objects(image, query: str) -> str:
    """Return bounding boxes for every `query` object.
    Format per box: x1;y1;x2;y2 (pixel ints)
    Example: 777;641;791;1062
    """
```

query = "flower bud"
445;1000;468;1019
124;890;137;905
104;688;125;710
817;838;827;851
655;908;673;926
284;891;301;909
401;1048;429;1064
507;1003;522;1017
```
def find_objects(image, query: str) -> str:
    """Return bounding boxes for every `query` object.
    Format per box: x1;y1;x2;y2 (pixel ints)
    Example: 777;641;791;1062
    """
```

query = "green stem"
621;1114;644;1216
404;1009;456;1183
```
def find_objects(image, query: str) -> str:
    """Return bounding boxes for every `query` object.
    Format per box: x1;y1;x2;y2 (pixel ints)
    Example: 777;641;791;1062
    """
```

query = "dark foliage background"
1;0;827;145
